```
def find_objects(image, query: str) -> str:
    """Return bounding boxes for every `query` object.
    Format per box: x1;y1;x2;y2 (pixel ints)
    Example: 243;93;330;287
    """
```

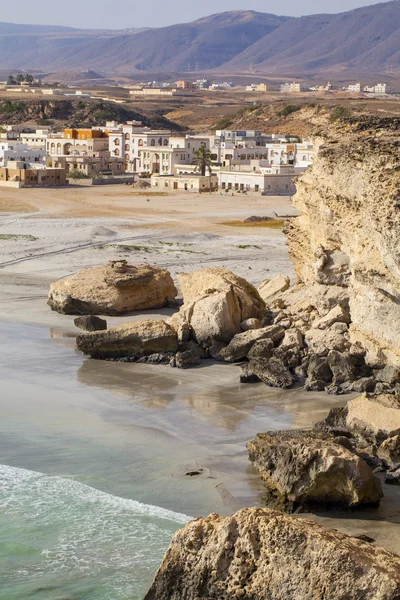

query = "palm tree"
191;145;214;192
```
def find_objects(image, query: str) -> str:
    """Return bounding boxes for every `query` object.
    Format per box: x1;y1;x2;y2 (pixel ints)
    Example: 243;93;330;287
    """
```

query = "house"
218;164;297;195
346;83;361;93
0;164;66;187
0;143;46;168
280;82;303;93
151;173;218;192
46;128;109;157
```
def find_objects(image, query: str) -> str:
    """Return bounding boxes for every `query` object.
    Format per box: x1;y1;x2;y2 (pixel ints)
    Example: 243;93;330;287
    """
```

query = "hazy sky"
1;0;385;29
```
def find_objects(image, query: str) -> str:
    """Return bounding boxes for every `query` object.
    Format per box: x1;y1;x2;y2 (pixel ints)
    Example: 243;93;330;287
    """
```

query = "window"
255;184;259;192
125;144;130;151
125;133;130;140
151;139;155;146
114;149;120;156
163;139;168;146
125;153;129;160
114;139;120;145
138;139;143;147
158;138;162;146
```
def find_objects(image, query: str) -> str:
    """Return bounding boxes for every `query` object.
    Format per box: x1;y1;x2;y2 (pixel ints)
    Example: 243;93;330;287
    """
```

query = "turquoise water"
0;320;348;599
0;465;188;600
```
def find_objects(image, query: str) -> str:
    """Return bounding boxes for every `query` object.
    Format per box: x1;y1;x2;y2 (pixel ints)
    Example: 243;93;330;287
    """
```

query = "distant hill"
0;22;75;34
0;2;400;75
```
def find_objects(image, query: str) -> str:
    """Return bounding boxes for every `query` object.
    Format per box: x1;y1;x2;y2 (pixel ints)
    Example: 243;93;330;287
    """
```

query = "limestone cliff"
287;116;400;367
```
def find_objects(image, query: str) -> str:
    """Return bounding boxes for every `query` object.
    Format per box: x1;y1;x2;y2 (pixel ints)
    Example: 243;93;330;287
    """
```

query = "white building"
265;139;313;168
280;82;303;93
0;142;46;168
347;83;361;93
364;83;391;94
218;164;297;195
108;124;210;174
20;130;49;149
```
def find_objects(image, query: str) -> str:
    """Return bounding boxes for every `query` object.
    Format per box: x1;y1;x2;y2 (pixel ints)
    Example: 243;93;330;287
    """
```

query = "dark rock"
314;406;350;436
208;340;227;361
247;338;274;360
374;365;400;385
220;325;285;362
327;350;357;385
307;355;333;384
74;315;107;331
240;363;261;383
185;469;204;477
174;341;204;369
350;377;376;393
137;352;175;365
248;357;295;388
355;535;375;543
385;468;400;485
377;435;400;468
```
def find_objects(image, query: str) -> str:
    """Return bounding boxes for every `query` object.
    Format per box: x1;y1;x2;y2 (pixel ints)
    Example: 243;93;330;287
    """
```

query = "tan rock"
247;430;382;509
377;435;400;468
144;508;400;600
240;317;263;331
314;304;349;330
48;260;177;315
76;319;178;359
258;274;290;303
220;325;284;362
175;268;265;345
346;394;400;444
305;327;350;356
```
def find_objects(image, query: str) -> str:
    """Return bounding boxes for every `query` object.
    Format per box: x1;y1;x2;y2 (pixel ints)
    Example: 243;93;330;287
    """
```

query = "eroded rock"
144;508;400;600
48;261;177;315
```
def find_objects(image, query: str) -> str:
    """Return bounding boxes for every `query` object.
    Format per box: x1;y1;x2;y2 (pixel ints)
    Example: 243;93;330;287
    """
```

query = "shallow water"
0;320;399;599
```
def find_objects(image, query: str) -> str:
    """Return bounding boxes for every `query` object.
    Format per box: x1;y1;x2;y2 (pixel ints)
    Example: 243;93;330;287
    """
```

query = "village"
0;119;313;194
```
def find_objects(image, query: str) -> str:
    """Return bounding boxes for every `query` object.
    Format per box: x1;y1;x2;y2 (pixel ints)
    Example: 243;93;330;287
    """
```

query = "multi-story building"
176;80;195;89
265;140;313;168
364;83;391;94
20;129;49;149
46;128;109;157
347;83;361;93
0;164;66;187
108;125;209;174
280;82;303;93
0;142;46;168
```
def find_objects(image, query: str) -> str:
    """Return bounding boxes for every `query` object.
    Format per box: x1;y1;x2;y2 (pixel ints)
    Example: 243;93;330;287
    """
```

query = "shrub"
331;106;352;122
278;104;301;117
68;169;90;180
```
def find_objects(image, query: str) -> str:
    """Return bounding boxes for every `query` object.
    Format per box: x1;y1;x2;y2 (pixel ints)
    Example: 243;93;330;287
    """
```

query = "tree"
68;169;89;180
16;74;24;84
191;145;213;177
7;75;16;85
25;74;34;84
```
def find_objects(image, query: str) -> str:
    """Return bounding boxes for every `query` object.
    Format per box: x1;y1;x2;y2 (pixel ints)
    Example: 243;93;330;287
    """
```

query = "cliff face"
287;117;400;367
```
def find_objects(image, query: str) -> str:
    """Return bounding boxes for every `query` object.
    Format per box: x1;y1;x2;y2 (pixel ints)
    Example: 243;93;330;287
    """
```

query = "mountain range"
0;1;399;75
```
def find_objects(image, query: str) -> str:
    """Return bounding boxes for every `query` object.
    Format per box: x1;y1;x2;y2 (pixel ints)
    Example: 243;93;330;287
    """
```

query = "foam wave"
0;464;191;599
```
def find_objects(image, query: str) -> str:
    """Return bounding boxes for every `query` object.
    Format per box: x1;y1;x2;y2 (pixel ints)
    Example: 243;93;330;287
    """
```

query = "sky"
0;0;386;29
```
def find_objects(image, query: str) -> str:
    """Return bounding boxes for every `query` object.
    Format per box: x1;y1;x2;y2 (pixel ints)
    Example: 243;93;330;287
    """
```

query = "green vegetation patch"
235;244;262;249
331;106;352;122
0;233;37;241
278;105;301;117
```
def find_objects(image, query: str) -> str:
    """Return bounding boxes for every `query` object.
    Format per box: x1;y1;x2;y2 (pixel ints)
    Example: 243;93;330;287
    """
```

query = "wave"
0;464;191;599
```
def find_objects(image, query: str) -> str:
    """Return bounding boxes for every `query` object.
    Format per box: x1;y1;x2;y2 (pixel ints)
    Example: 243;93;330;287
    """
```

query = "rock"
314;406;350;436
305;328;350;357
313;305;349;330
327;350;357;385
76;319;178;359
346;394;400;445
240;364;261;383
74;315;107;332
176;268;265;346
349;377;376;393
168;312;192;343
48;261;177;315
174;342;204;369
247;357;295;388
280;328;303;349
143;508;400;600
240;318;263;331
246;338;274;360
136;352;175;365
220;325;284;362
374;365;400;385
377;435;400;468
208;340;227;361
258;274;290;303
247;430;383;510
306;355;332;385
331;321;349;333
385;468;400;485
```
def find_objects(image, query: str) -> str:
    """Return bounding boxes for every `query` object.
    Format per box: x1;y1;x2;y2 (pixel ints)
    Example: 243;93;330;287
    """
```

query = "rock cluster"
48;260;177;315
144;508;400;600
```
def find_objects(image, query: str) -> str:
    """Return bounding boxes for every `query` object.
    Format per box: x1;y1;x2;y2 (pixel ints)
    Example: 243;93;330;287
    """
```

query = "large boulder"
48;260;177;315
76;319;178;359
74;315;107;332
144;508;400;600
247;430;382;510
346;394;400;444
174;268;265;346
247;357;295;388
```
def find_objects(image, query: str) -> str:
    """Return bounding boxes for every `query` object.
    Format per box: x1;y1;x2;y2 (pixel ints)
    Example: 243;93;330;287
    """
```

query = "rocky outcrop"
258;274;290;303
247;430;382;511
346;394;400;444
171;268;265;346
144;508;400;600
286;116;400;369
76;319;178;359
48;260;177;315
